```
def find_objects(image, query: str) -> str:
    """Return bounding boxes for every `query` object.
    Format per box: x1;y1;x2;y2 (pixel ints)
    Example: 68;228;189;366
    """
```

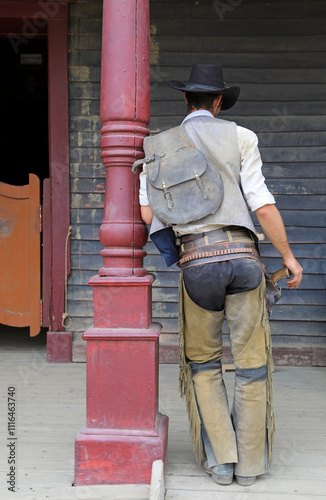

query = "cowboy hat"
169;63;240;110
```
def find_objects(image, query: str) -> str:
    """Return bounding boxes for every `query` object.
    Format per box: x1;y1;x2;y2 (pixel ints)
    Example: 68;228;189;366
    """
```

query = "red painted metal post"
74;0;168;485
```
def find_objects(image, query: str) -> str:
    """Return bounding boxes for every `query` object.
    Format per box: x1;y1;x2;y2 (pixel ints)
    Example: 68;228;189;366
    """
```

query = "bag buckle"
194;170;208;199
162;181;174;209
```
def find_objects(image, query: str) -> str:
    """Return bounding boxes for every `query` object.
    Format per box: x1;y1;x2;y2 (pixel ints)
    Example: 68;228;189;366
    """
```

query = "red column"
74;0;168;485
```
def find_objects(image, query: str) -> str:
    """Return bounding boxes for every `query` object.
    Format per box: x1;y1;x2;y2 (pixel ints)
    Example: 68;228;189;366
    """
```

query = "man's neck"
187;107;210;115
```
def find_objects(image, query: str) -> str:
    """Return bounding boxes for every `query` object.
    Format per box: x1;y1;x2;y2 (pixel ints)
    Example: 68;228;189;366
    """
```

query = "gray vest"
179;115;257;236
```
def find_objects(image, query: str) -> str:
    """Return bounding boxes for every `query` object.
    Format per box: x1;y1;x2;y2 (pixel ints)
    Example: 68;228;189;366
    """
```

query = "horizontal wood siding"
147;0;326;346
66;0;326;356
67;0;104;338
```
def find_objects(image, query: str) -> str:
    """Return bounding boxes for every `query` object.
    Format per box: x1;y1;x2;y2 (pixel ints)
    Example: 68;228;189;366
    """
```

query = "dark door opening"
0;37;49;187
0;36;49;338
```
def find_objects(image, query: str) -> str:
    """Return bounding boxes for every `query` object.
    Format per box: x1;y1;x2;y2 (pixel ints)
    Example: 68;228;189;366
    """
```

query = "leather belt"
179;242;260;268
178;226;253;252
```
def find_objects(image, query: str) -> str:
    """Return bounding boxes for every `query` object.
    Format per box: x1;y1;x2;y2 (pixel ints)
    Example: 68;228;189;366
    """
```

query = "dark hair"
185;91;221;112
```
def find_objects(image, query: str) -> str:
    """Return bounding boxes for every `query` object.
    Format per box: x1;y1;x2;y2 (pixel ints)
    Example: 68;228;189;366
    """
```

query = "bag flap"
147;147;207;189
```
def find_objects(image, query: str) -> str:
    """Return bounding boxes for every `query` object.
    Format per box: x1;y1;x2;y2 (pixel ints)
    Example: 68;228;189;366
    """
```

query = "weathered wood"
70;239;102;254
69;98;100;115
65;0;326;349
1;338;325;497
149;115;326;132
154;51;326;68
70;163;106;178
70;193;104;209
273;194;326;210
151;100;326;117
263;164;326;179
149;460;165;500
151;18;326;37
150;1;326;19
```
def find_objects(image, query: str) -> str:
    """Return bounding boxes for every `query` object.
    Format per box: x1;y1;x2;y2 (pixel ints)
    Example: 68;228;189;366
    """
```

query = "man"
139;63;303;486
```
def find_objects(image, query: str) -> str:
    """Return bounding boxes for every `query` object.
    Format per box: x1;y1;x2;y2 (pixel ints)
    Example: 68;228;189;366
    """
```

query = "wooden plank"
151;100;326;117
150;1;326;19
68;81;101;100
145;256;325;274
68;49;101;67
70;208;103;225
261;257;326;274
150;35;326;53
268;305;326;321
150;67;326;85
153;51;326;68
70;178;105;193
69;98;100;115
67;285;92;300
166;492;324;500
149;460;165;500
263;164;326;179
70;163;105;178
261;148;326;163
67;300;94;316
70;254;102;270
260;244;326;260
70;224;101;241
151;18;326;37
153;288;326;307
254;320;325;336
148;115;326;133
258;131;326;147
152;287;178;302
274;194;326;210
35;485;150;500
156;319;326;338
166;475;326;495
67;316;93;332
67;270;96;285
256;210;326;226
277;290;326;306
152;301;326;321
70;239;102;254
70;193;104;209
151;82;326;101
69;131;102;148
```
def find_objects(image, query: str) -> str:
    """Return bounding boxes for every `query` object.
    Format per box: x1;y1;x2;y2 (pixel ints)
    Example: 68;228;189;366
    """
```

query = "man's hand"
281;255;303;289
255;204;303;289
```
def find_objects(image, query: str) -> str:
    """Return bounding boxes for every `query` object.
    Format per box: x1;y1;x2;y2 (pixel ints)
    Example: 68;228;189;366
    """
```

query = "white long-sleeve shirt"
139;110;275;235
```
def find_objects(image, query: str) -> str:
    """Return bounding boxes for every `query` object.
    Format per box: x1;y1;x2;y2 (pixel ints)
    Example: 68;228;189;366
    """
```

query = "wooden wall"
67;0;104;357
146;0;326;351
67;0;326;360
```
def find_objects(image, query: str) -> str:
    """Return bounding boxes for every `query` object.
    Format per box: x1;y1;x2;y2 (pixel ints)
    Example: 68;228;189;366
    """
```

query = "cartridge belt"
177;226;253;252
179;241;261;269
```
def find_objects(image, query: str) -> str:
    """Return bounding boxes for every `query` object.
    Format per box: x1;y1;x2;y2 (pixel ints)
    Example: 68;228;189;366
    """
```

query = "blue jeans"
182;257;263;311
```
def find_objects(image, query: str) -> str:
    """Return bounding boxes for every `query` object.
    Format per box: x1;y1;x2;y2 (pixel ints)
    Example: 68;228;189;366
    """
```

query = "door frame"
0;1;74;359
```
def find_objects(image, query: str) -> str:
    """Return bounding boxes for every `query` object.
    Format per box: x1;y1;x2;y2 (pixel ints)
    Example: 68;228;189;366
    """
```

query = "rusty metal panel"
0;174;41;336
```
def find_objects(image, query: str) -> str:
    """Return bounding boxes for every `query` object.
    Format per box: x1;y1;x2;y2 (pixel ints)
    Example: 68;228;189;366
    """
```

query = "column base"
74;413;169;485
47;331;72;362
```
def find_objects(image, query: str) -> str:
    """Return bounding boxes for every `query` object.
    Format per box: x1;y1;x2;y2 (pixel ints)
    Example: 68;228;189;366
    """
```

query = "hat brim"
168;81;240;110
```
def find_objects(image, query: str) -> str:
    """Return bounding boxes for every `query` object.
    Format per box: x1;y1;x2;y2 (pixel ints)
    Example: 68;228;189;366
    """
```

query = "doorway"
0;3;71;359
0;37;49;187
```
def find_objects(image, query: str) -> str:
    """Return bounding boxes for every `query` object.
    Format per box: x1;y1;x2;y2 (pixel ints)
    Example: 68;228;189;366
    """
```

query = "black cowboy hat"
169;63;240;110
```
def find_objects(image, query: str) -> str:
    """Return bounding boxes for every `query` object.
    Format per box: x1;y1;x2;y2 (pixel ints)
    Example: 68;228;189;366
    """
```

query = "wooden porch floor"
0;327;325;499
